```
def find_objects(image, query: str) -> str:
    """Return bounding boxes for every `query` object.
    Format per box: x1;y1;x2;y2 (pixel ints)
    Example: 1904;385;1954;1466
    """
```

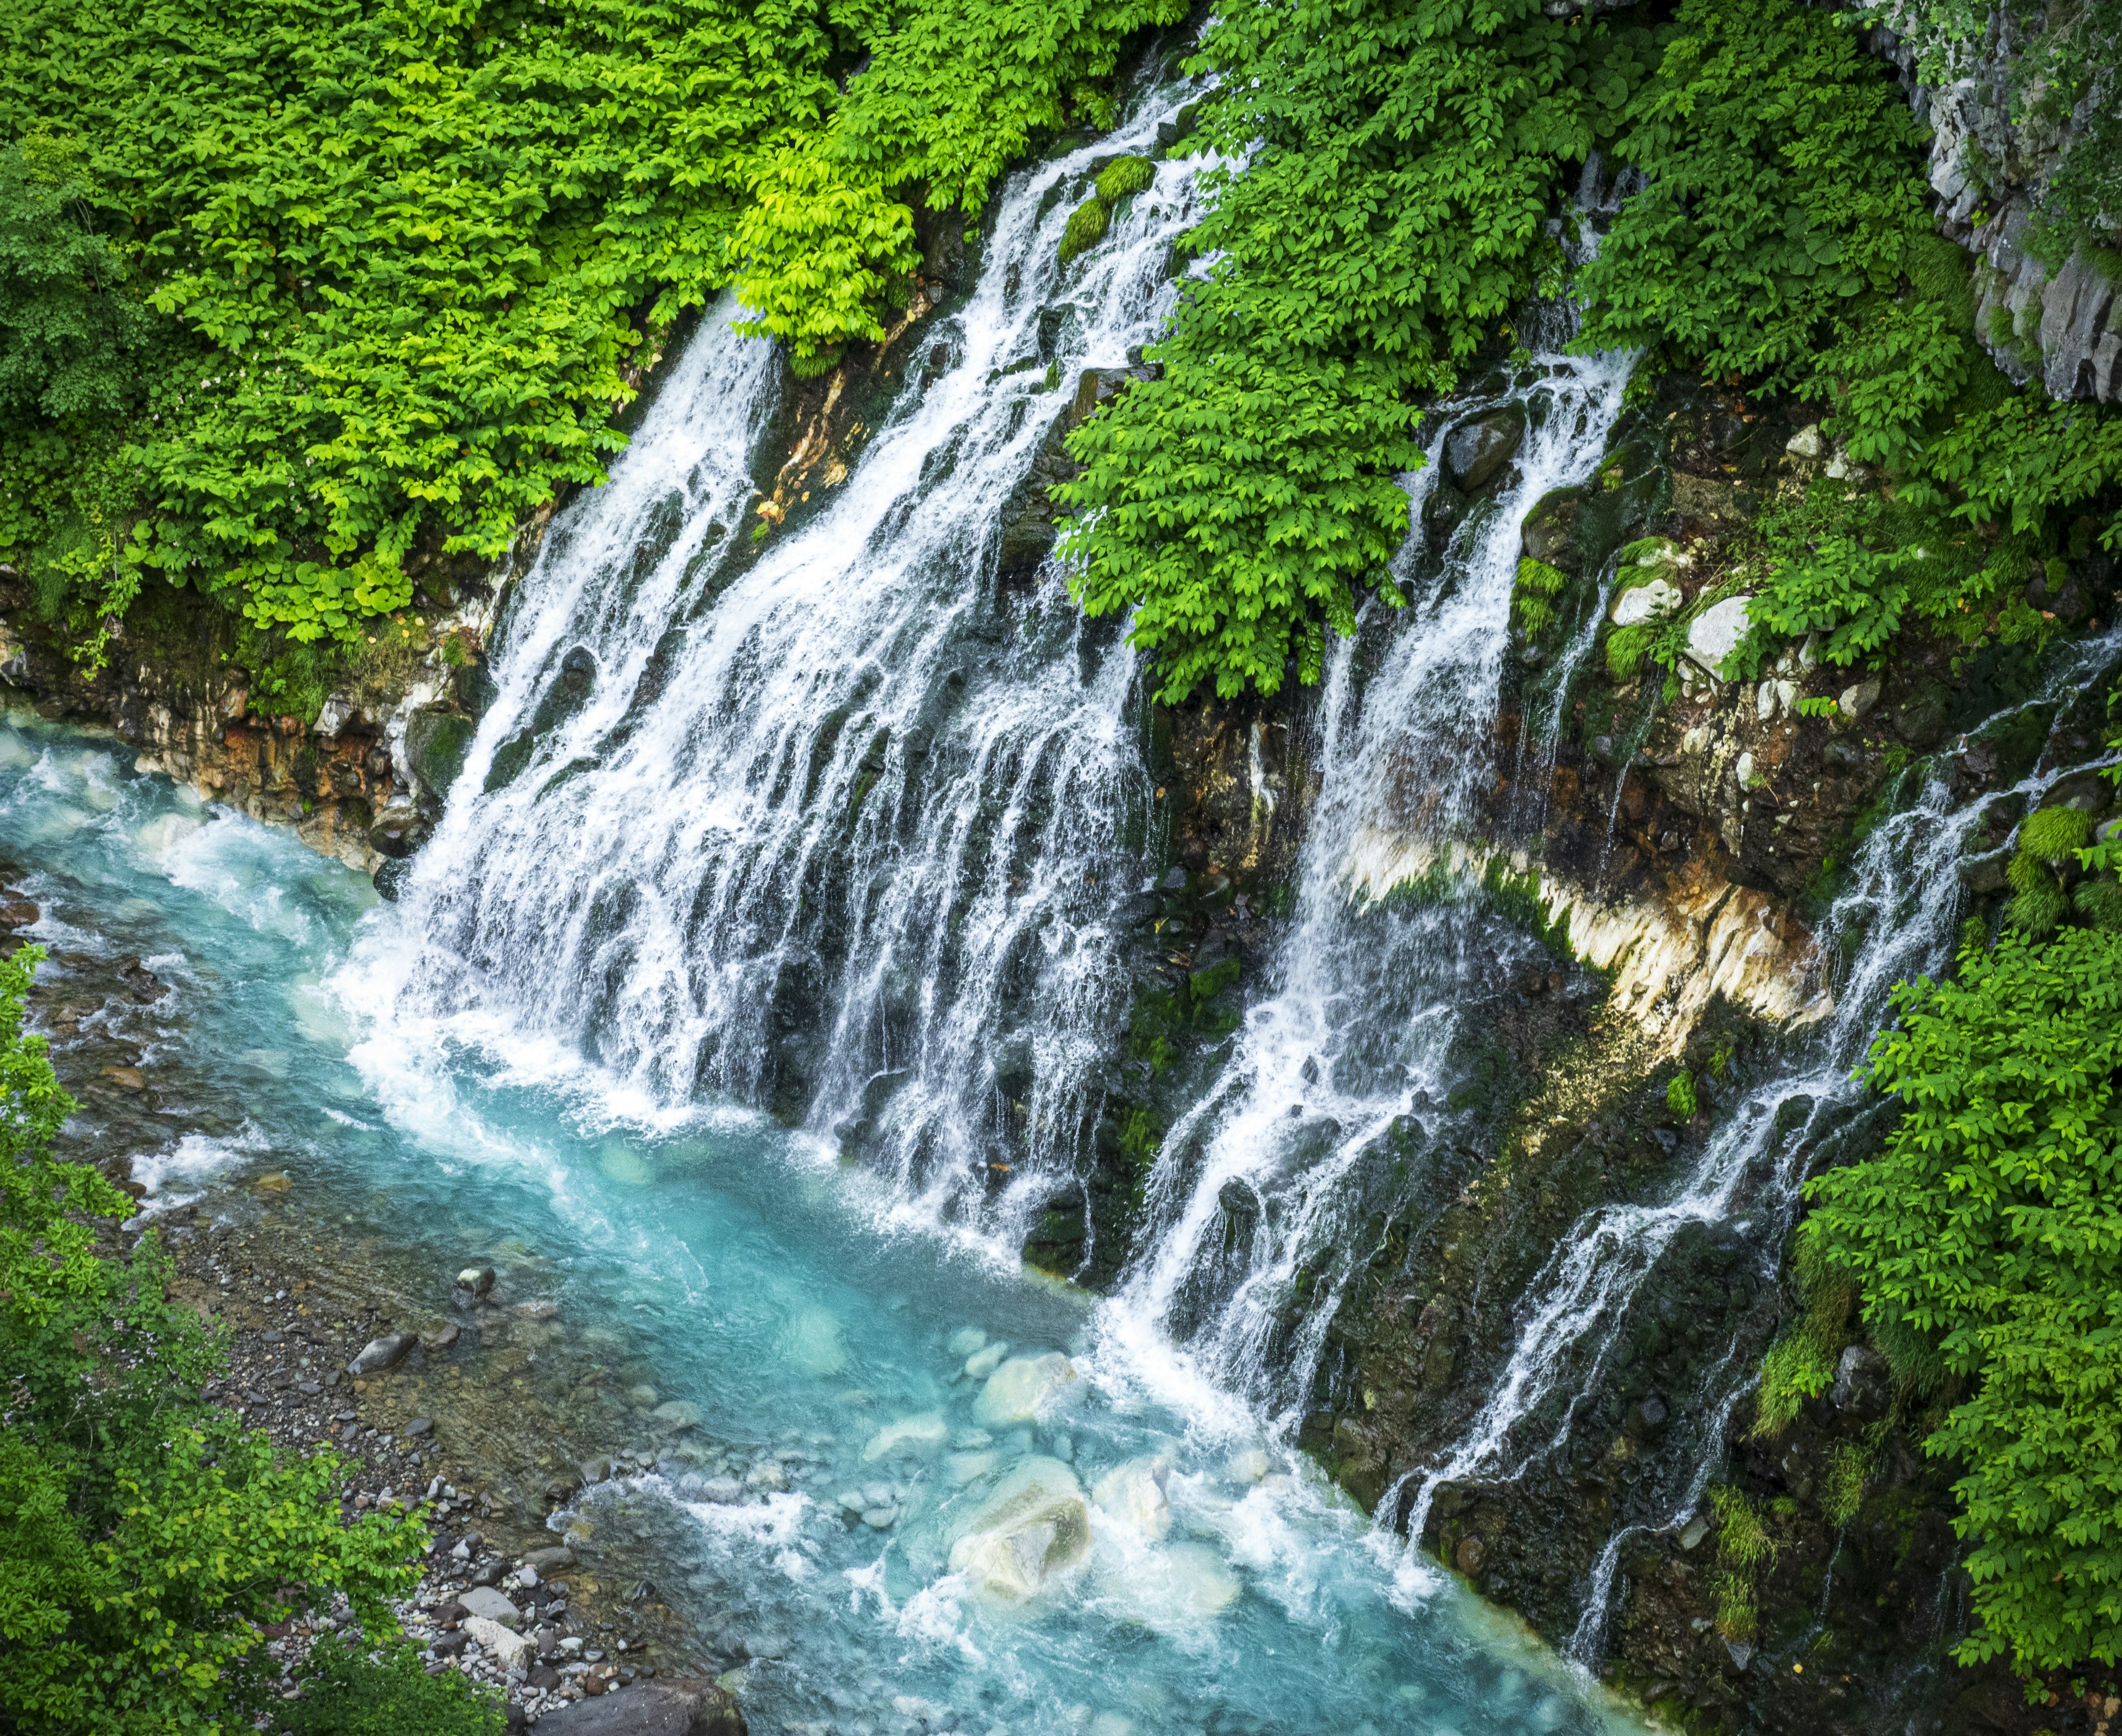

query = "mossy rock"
1059;197;1110;265
404;704;477;796
1094;154;1154;204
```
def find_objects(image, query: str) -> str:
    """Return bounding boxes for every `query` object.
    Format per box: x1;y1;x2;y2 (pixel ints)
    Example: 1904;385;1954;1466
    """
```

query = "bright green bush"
1805;923;2122;1673
1666;1071;1696;1117
1056;0;1661;701
0;0;1180;648
1511;556;1567;637
1574;0;1960;468
0;945;424;1733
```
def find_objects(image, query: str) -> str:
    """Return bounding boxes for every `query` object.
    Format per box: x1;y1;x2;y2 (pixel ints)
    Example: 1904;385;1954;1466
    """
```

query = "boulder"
1519;487;1580;569
782;1309;848;1377
529;1676;747;1736
947;1457;1092;1602
1682;596;1754;680
862;1412;949;1462
367;799;430;860
348;1333;417;1375
964;1340;1007;1380
1442;404;1527;493
972;1353;1079;1426
1091;1456;1172;1541
651;1400;703;1433
459;1586;522;1627
1830;1344;1891;1421
523;1545;577;1572
462;1614;533;1667
404;705;477;797
1610;577;1681;627
1101;1539;1242;1625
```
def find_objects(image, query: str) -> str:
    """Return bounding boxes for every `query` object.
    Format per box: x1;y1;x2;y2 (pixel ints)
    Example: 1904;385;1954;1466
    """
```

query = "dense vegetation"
1059;0;2121;699
0;945;498;1733
0;0;1176;661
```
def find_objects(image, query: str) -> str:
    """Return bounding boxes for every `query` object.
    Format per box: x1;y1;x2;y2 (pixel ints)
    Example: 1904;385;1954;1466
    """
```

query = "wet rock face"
1872;23;2119;403
0;577;487;875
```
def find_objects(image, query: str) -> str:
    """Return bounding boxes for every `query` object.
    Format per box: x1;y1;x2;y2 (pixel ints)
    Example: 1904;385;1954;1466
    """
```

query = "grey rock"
1830;1344;1891;1421
459;1586;523;1628
527;1677;747;1736
405;705;478;798
581;1456;612;1486
524;1545;577;1572
1683;595;1754;680
348;1333;417;1375
405;1417;433;1438
1725;1639;1755;1671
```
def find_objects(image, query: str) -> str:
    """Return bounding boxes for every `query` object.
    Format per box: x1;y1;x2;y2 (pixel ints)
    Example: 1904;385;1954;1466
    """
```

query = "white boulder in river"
948;1456;1091;1602
972;1352;1078;1425
862;1411;949;1461
1091;1456;1172;1542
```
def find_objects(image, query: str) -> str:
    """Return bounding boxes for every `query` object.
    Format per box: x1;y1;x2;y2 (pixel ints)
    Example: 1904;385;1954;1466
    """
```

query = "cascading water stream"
361;86;1211;1246
1117;345;1637;1429
1388;631;2122;1648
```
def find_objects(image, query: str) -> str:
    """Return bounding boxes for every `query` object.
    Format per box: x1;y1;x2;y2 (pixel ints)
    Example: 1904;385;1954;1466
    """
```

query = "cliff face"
1874;6;2120;403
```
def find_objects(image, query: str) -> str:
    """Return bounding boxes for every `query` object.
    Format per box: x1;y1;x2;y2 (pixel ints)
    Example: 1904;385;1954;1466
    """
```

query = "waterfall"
366;81;1210;1247
1117;346;1637;1429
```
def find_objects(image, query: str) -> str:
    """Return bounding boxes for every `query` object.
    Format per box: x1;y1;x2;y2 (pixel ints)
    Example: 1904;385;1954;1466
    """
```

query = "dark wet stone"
1442;404;1526;493
349;1332;417;1375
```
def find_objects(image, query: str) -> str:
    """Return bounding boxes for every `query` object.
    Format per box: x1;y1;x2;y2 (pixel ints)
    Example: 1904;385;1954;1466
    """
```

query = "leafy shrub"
1753;1229;1857;1438
1805;923;2122;1673
1819;1440;1872;1529
0;946;423;1732
0;0;1181;647
2020;805;2093;861
280;1640;504;1736
1512;556;1567;638
1575;0;1957;467
1604;622;1652;683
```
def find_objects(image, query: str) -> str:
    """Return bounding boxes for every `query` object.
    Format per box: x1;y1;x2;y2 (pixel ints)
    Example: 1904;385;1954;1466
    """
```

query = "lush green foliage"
1;0;1177;650
1057;0;1661;701
1577;0;1960;467
1752;1222;1857;1439
0;945;428;1733
1805;924;2122;1672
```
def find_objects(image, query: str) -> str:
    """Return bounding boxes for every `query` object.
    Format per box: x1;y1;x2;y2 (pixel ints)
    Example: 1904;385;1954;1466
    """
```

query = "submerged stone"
862;1411;949;1461
948;1456;1091;1602
973;1353;1078;1426
1091;1455;1172;1541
